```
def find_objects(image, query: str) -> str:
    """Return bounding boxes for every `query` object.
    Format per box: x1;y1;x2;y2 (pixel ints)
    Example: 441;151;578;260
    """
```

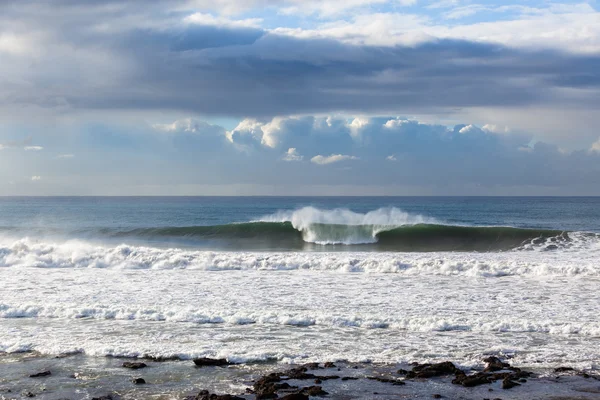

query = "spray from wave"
258;207;438;244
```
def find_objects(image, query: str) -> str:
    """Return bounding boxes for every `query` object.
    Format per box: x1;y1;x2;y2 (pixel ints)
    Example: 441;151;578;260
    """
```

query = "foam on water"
0;236;599;276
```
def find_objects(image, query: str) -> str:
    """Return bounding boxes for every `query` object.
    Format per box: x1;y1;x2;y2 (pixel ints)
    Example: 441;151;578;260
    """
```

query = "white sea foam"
0;236;599;276
1;266;599;369
258;206;438;244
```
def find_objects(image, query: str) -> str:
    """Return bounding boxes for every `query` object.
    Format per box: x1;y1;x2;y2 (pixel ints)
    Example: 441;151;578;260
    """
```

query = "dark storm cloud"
1;1;599;117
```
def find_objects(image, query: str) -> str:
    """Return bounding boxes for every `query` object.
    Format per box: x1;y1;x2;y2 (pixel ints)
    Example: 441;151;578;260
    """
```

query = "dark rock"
131;378;146;384
280;395;308;400
282;367;317;380
483;356;511;372
195;390;244;400
397;369;409;375
367;376;406;385
122;362;147;369
554;367;574;373
24;392;35;398
433;395;443;399
341;377;359;381
519;379;527;383
300;386;328;396
193;358;230;367
29;370;51;378
91;396;114;400
314;379;322;384
304;363;320;370
323;362;336;368
253;373;284;398
407;361;460;378
452;372;491;387
502;377;521;390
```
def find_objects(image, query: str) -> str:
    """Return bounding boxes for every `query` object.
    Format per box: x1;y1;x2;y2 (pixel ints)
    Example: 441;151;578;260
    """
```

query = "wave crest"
259;206;438;244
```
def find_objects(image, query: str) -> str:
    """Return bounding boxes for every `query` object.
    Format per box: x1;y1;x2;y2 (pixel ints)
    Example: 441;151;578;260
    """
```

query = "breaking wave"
83;207;572;252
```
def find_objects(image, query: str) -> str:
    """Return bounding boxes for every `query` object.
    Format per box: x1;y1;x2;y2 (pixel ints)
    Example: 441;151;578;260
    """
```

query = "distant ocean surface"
1;197;599;370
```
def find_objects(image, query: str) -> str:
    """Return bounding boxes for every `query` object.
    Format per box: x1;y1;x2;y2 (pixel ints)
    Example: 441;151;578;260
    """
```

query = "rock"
193;358;230;367
341;377;359;381
194;390;244;400
24;392;35;398
409;362;458;378
367;376;406;385
397;369;409;375
452;372;491;387
283;367;318;380
323;362;336;368
122;362;147;369
253;373;284;398
131;378;146;384
92;397;114;400
502;377;521;390
407;361;460;378
29;370;51;378
483;356;511;372
554;367;574;373
314;379;322;384
433;395;443;399
300;386;328;396
305;363;320;370
280;395;308;400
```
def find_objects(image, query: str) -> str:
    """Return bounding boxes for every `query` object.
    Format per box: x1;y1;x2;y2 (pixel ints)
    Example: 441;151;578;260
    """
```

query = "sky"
1;0;600;195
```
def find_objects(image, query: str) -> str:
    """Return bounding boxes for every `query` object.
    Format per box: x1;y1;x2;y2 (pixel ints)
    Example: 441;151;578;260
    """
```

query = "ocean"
1;196;599;398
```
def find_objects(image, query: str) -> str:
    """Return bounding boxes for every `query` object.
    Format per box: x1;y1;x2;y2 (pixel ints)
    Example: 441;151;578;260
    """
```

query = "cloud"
591;138;600;153
311;154;359;165
1;0;599;137
24;146;43;151
386;155;397;161
282;147;303;161
31;176;41;181
184;13;263;28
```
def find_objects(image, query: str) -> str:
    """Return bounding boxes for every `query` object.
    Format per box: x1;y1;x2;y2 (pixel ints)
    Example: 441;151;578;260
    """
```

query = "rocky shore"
1;353;599;400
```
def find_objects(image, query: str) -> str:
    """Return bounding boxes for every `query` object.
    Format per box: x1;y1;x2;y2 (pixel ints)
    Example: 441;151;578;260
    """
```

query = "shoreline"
1;353;599;400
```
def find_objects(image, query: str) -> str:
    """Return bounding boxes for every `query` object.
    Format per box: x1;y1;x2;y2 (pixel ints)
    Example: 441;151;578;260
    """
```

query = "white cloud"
279;0;416;18
227;117;298;148
24;146;43;151
591;138;600;153
349;117;370;138
311;154;359;165
57;154;75;159
386;155;397;161
384;118;409;129
31;176;41;181
458;124;477;134
153;118;203;133
282;147;303;161
274;6;600;52
184;12;262;28
482;124;511;134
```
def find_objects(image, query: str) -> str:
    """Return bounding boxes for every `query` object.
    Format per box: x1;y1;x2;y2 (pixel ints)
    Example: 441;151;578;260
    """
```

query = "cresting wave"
91;206;574;252
0;236;599;275
116;223;567;251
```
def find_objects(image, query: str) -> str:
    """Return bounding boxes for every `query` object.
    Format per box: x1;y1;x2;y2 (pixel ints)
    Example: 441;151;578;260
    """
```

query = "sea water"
0;197;599;397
